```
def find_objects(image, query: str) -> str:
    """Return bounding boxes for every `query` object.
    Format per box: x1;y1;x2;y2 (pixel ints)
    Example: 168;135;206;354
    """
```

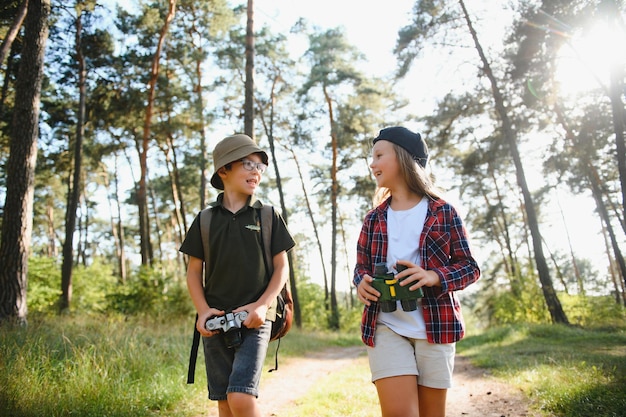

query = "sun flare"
555;18;626;96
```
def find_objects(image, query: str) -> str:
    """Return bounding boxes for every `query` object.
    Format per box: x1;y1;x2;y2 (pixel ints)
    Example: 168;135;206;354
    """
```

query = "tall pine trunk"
0;0;50;324
60;7;86;312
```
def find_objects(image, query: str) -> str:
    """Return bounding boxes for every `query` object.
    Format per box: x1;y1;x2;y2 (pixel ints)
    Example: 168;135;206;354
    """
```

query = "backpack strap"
258;205;274;277
187;207;214;384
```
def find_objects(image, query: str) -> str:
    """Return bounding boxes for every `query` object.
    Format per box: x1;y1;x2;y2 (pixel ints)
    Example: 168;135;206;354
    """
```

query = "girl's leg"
418;385;447;417
374;375;419;417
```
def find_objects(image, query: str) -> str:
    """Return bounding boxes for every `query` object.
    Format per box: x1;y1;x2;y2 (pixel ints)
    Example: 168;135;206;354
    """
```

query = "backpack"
186;204;293;383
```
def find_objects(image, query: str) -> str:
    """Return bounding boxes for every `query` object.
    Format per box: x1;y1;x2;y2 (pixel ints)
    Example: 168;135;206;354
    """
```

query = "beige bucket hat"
210;134;269;190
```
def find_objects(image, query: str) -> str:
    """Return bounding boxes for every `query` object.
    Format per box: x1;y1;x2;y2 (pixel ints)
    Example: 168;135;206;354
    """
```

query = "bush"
105;265;193;317
27;256;193;318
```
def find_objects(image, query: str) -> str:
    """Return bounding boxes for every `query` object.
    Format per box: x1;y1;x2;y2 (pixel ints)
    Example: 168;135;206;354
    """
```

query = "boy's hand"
357;274;380;306
234;303;267;329
197;307;225;337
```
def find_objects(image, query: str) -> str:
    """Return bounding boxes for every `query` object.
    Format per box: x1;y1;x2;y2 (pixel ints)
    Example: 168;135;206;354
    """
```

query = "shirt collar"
210;193;264;210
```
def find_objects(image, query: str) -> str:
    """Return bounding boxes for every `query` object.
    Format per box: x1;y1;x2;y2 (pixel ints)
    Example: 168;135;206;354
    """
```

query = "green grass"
457;323;626;417
0;315;364;417
1;316;624;417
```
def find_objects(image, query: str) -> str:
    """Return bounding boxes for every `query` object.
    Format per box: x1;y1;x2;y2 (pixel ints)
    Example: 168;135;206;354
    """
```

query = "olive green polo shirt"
180;195;295;318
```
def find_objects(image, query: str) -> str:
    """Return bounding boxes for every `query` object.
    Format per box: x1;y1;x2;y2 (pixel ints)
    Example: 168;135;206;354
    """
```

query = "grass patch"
0;316;364;417
0;315;207;417
2;316;624;417
457;323;626;417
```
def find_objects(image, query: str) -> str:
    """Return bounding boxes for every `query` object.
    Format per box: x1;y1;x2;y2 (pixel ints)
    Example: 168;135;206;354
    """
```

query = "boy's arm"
235;250;289;328
186;255;224;336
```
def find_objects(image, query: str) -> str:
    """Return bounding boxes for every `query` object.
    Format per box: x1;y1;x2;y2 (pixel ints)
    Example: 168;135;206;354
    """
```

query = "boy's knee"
227;392;257;414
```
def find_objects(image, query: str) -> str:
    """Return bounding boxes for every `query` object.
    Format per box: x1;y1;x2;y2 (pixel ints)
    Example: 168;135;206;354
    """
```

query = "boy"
180;134;295;417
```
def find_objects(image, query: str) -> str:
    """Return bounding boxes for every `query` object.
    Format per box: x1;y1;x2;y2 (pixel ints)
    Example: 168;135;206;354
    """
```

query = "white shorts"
367;324;455;389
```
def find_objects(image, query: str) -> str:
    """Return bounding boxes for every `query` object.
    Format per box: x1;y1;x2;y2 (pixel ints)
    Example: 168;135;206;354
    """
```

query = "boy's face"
220;153;265;195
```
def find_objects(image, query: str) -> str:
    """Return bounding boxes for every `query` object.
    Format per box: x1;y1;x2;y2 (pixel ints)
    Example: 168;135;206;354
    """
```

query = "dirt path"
203;346;541;417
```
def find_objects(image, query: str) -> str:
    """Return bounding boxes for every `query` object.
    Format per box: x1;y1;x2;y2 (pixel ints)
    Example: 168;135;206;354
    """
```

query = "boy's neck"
221;190;250;213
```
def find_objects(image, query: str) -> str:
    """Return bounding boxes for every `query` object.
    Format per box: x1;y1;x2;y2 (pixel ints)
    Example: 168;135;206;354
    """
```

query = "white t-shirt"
378;197;429;339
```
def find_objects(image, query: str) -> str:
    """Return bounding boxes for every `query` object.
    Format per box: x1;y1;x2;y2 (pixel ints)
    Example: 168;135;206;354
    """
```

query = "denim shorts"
367;324;455;389
202;321;271;400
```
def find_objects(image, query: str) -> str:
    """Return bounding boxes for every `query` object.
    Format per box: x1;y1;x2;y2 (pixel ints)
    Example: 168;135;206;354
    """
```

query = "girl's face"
220;153;265;195
370;140;401;190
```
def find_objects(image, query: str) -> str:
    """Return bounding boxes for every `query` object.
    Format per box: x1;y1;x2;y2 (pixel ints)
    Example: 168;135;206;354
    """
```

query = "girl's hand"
395;260;441;290
357;274;381;306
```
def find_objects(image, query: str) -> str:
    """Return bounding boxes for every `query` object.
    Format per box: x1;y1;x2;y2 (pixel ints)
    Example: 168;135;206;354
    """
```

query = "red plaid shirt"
354;196;480;347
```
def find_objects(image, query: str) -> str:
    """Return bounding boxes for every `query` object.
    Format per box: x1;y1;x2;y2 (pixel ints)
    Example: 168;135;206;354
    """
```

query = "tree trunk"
244;0;254;136
60;8;86;312
323;85;340;329
138;0;176;265
104;159;127;283
0;0;50;324
459;0;569;323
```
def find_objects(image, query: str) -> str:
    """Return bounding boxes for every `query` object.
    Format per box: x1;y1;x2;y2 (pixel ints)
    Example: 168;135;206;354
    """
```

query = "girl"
354;126;480;417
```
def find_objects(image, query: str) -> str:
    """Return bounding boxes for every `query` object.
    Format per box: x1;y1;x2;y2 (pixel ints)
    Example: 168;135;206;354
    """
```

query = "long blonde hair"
373;143;442;206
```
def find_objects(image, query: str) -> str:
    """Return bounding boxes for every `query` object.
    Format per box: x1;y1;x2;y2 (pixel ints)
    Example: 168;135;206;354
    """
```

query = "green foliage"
479;276;626;329
484;278;550;325
105;265;193;317
294;278;362;334
27;256;62;314
71;259;119;313
559;293;626;327
26;256;193;318
457;323;626;417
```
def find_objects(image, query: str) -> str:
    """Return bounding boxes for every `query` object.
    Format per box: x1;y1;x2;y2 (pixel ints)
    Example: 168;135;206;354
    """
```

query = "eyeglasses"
239;159;267;174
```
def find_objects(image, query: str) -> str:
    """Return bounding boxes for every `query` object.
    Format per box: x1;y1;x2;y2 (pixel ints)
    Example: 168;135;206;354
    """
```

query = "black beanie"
373;126;428;168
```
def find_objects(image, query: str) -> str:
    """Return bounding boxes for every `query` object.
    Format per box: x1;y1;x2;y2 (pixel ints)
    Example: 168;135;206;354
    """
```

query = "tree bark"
0;0;50;324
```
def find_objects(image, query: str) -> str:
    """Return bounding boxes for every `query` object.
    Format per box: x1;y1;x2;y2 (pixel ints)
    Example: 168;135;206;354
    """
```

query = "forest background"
0;0;625;334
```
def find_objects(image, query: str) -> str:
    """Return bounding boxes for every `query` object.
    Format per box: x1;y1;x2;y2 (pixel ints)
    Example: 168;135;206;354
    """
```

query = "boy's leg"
227;392;261;417
226;321;271;416
217;400;234;417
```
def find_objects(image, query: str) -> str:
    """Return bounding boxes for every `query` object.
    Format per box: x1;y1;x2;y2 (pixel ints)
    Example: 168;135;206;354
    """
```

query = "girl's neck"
390;188;423;211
